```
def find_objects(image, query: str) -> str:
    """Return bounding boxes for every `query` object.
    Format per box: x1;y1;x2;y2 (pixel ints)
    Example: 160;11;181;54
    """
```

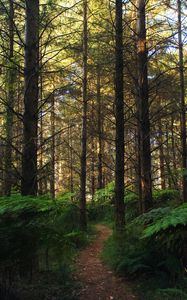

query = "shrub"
125;192;138;204
93;182;115;203
0;195;87;286
103;204;187;282
88;202;114;224
141;203;187;270
90;186;139;223
153;189;180;204
125;192;139;221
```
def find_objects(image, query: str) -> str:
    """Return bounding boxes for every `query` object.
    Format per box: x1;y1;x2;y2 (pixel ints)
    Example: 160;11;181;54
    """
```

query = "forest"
0;0;187;299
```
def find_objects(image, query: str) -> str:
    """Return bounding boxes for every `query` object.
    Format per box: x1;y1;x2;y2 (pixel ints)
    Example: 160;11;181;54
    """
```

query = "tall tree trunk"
165;124;173;188
133;0;142;211
21;0;39;196
170;115;178;188
97;65;103;190
68;123;74;193
136;0;152;211
15;66;22;188
178;0;187;202
4;0;14;196
38;46;43;195
135;126;143;212
115;0;125;230
80;0;88;230
91;99;95;200
50;94;55;199
91;142;95;200
158;119;166;189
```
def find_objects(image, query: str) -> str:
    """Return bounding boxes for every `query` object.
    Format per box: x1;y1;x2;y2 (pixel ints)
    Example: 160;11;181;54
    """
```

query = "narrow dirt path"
76;224;137;300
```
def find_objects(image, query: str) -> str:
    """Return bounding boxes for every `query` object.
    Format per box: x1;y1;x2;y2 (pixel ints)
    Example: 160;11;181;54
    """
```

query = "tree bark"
68;123;74;193
80;0;88;230
91;142;95;200
50;94;55;199
91;99;95;200
38;46;43;195
170;115;178;188
21;0;39;196
4;0;14;196
136;125;143;212
136;0;152;211
158;119;166;189
178;0;187;202
97;65;103;190
115;0;125;230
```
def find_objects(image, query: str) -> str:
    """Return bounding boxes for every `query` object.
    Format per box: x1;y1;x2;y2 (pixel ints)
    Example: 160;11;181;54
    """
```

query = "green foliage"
142;204;187;235
125;192;139;221
88;202;114;224
0;192;105;300
0;194;52;216
140;204;187;265
155;288;187;300
93;183;138;205
93;181;115;203
136;276;187;300
153;189;180;204
132;204;187;260
102;203;187;299
90;184;139;224
135;207;172;225
0;194;89;300
88;182;115;224
125;191;138;204
56;191;75;203
102;222;149;275
178;168;187;177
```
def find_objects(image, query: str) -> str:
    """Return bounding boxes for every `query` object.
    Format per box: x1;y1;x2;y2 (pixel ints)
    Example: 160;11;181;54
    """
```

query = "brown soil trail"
76;224;137;300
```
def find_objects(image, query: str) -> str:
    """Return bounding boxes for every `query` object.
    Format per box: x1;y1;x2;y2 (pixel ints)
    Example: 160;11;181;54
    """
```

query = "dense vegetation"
0;193;95;299
0;0;186;299
92;186;187;299
1;188;186;299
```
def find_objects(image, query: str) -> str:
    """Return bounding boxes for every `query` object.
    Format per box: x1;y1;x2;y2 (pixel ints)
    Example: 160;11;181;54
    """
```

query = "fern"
153;189;180;203
0;194;88;281
93;181;115;203
142;204;187;239
134;207;172;225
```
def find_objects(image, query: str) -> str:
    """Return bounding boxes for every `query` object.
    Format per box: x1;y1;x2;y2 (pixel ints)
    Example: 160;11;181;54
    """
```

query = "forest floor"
76;224;137;300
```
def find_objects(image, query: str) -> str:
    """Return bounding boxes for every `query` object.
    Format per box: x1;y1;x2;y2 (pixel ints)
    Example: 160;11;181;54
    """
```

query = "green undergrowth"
92;184;186;299
101;202;187;299
0;193;95;300
136;278;187;300
89;184;181;227
153;189;180;207
88;182;140;225
0;187;184;299
88;187;184;299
